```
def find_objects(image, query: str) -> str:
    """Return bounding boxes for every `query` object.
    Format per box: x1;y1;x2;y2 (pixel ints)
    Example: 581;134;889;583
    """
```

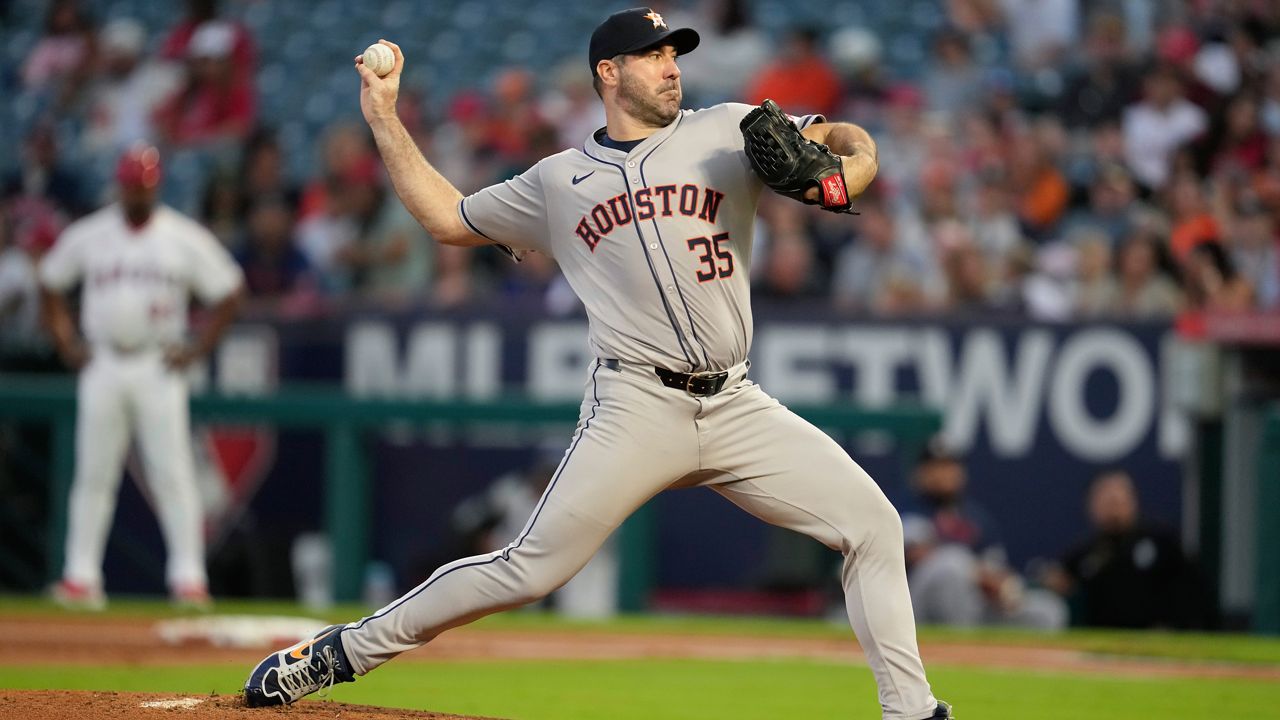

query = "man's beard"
618;70;680;128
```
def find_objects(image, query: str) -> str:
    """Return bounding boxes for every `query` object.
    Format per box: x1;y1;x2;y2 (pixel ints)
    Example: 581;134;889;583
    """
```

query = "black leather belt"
653;366;730;397
601;359;732;397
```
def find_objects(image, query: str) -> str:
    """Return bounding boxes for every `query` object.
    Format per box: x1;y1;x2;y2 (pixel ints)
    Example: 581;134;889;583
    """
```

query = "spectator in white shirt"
999;0;1079;70
1122;66;1208;191
83;19;181;158
671;0;769;107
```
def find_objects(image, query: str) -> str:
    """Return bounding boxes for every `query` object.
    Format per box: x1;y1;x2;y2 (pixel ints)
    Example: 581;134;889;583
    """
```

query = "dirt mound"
0;690;500;720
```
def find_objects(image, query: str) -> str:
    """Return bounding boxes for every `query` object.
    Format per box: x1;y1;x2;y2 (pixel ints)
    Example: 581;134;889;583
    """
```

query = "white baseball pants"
341;360;938;720
62;347;207;591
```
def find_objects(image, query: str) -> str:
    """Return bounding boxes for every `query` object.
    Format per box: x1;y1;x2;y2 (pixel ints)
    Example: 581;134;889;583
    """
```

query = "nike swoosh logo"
571;172;595;185
288;631;328;660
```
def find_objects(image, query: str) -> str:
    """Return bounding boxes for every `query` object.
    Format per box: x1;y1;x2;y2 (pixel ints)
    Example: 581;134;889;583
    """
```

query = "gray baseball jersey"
337;104;939;719
459;103;820;372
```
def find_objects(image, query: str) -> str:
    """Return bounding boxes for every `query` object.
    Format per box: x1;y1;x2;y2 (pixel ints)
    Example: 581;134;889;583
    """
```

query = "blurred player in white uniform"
39;145;244;609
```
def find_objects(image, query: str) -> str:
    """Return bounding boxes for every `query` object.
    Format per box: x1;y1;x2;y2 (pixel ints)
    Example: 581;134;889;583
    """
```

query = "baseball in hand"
362;43;394;77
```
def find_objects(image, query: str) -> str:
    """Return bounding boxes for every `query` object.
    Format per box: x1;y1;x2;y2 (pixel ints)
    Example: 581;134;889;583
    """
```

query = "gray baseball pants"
341;359;938;719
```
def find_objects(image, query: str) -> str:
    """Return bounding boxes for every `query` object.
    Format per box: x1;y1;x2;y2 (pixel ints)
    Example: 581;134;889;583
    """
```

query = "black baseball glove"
740;99;855;213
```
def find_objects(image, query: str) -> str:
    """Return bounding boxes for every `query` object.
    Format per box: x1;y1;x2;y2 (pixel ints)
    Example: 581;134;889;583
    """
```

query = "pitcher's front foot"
243;624;354;707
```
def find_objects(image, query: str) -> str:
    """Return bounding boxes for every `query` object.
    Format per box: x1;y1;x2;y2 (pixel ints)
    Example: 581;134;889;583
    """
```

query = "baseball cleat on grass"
51;579;106;611
243;624;355;707
929;700;956;718
169;583;213;611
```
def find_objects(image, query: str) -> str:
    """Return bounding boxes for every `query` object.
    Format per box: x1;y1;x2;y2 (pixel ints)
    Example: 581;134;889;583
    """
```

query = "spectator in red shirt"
297;123;377;221
154;21;256;148
159;0;256;83
484;68;555;172
745;28;842;117
1210;93;1268;177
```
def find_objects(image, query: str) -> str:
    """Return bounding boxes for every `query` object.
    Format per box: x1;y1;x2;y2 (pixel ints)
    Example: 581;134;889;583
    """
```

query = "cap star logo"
643;10;667;29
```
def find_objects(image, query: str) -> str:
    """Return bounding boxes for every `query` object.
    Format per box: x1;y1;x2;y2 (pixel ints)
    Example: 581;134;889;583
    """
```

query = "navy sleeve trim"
458;198;522;263
492;243;522;262
457;198;495;242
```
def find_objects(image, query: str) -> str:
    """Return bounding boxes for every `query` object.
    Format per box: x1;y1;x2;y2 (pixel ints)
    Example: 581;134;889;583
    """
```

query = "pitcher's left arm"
801;121;878;198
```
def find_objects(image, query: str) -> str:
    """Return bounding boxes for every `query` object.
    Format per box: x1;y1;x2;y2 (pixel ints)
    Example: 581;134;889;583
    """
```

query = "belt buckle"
684;374;701;395
685;370;727;397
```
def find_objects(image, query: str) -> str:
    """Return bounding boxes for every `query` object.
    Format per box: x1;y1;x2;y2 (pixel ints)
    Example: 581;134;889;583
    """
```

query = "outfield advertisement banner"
105;307;1184;593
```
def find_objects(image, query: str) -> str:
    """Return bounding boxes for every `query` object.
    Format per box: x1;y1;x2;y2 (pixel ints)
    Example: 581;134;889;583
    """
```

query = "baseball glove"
740;99;854;213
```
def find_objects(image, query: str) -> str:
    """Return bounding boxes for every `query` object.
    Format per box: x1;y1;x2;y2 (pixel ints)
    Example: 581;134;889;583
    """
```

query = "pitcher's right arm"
354;40;487;248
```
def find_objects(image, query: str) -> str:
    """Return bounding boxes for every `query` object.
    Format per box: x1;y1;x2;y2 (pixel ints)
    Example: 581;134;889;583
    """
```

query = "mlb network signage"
333;313;1183;463
206;309;1181;571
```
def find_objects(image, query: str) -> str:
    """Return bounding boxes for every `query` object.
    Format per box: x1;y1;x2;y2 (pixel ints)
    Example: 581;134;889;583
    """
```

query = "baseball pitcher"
40;144;244;610
246;9;951;719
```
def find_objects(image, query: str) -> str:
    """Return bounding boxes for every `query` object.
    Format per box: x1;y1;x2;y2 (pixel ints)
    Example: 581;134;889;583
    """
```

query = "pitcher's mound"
0;690;501;719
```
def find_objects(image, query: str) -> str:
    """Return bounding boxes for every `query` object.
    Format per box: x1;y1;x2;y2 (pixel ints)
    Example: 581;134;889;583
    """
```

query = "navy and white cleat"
243;624;355;707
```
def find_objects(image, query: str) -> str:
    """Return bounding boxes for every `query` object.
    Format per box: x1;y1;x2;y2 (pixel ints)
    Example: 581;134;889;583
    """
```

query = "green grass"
4;595;1280;719
1;659;1275;720
471;613;1280;665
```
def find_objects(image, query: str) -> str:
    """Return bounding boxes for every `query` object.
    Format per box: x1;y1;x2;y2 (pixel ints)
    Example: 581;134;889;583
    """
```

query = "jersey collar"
584;109;688;159
115;203;165;235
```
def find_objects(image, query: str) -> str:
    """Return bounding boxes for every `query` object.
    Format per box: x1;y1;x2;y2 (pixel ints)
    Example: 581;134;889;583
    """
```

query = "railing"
1257;405;1280;634
0;373;942;605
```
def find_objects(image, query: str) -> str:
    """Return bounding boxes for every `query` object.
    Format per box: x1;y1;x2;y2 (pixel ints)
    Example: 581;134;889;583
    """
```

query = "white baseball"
362;43;394;77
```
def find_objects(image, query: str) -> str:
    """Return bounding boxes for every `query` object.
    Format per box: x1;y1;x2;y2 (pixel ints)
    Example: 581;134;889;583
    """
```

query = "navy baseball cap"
589;7;700;76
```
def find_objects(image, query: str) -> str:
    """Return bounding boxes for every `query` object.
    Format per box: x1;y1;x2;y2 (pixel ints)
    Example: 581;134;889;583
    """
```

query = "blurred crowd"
735;0;1280;320
4;0;1280;364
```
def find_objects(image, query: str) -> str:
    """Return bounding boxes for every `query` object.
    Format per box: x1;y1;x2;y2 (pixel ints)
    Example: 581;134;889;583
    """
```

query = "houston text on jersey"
574;183;726;251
